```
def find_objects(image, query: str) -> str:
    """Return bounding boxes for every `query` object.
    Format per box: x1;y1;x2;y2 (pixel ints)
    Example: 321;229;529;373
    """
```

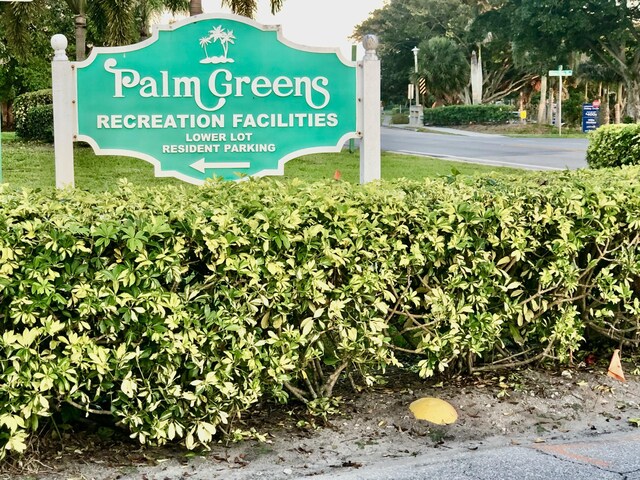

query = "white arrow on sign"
190;158;251;173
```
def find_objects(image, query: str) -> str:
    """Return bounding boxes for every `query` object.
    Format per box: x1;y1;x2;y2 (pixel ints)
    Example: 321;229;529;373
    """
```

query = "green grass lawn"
447;123;588;138
0;132;524;190
284;151;520;183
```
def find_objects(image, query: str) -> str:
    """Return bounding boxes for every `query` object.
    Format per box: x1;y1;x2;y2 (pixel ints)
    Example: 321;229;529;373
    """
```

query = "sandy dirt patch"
3;365;639;480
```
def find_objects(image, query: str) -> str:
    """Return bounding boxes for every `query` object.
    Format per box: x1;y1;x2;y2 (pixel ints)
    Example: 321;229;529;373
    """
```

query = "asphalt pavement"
311;431;640;480
381;123;589;171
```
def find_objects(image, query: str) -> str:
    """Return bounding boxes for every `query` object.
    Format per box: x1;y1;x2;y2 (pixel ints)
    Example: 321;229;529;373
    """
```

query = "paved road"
313;431;640;480
381;126;589;171
61;427;639;480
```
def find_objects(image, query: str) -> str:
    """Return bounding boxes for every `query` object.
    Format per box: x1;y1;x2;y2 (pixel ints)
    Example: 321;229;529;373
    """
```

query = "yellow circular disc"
409;397;458;425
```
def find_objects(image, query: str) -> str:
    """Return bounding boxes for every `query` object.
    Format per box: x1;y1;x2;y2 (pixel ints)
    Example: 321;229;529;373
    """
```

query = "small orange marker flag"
607;349;625;382
333;170;342;181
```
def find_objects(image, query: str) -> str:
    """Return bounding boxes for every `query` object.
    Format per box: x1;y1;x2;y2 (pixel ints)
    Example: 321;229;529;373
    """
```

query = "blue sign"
582;103;600;133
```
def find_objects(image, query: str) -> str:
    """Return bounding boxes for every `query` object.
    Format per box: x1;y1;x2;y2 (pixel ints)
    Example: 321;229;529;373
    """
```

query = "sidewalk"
382;114;505;137
417;125;506;138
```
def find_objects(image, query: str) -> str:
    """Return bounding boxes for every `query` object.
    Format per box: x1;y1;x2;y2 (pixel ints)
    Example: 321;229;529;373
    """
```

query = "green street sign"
75;14;358;183
548;69;572;76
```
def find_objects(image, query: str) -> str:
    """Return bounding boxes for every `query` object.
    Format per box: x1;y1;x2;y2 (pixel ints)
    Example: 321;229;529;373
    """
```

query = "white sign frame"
51;14;380;187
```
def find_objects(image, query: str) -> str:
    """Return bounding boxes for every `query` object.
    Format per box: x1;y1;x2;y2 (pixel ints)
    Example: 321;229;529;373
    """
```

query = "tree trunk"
519;91;525;123
584;81;588;102
470;49;483;105
615;83;623;124
624;77;640;122
74;14;87;61
537;76;547;124
1;102;10;130
190;0;203;16
138;1;150;40
462;86;471;105
603;86;610;125
547;88;555;125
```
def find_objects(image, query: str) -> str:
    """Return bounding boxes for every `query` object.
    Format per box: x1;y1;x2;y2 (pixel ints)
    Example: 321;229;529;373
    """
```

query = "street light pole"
412;46;420;106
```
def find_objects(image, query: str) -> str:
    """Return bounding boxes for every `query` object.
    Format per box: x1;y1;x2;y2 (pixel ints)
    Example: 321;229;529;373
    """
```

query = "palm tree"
2;0;283;61
189;0;203;16
0;0;40;60
220;29;235;60
420;36;468;104
199;35;212;58
208;25;225;42
64;0;87;60
2;0;188;60
203;25;225;60
138;0;186;40
189;0;285;18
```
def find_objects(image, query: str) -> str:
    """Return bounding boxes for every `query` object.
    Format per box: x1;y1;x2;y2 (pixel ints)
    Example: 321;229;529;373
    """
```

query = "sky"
199;0;387;58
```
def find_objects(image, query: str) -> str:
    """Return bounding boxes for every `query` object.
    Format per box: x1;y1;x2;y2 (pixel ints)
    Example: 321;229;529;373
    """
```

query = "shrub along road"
381;126;589;171
2;134;639;479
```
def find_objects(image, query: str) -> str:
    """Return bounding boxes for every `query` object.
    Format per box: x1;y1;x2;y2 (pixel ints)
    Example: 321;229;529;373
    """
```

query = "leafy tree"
1;0;188;60
354;0;535;105
353;1;415;104
0;0;63;61
2;0;283;61
0;53;52;110
354;0;473;104
480;0;640;120
0;1;72;121
0;0;285;125
576;59;624;124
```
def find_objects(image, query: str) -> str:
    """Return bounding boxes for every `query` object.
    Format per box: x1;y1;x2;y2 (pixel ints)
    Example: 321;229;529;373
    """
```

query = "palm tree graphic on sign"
199;25;235;64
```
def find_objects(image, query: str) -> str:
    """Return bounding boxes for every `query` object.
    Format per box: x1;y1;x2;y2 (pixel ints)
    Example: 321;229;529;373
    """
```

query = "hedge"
13;89;53;141
17;105;54;143
1;170;640;457
423;104;515;126
586;124;640;168
391;113;409;125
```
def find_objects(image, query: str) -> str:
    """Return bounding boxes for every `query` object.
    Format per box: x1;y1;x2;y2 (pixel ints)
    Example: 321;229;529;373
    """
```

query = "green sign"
548;69;572;76
75;14;357;183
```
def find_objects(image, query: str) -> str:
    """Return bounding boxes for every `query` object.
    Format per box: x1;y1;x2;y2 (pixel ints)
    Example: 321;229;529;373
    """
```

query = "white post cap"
51;34;68;61
363;34;379;60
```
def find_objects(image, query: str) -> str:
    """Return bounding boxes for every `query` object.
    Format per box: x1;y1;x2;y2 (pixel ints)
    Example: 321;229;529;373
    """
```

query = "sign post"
548;65;572;136
51;14;379;185
360;35;380;184
51;34;75;188
349;44;357;154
